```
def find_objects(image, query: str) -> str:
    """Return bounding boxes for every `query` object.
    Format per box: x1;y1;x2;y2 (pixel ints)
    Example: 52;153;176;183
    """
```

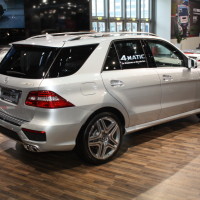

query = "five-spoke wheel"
77;112;123;164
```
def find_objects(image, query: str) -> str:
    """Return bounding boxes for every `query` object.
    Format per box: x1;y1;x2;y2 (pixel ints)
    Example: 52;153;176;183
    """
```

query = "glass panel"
141;23;149;32
92;22;98;32
103;44;121;71
126;23;132;31
99;22;106;32
115;0;122;17
115;40;147;69
97;0;104;16
126;0;131;18
131;0;137;18
147;41;186;67
126;23;137;32
110;22;116;32
109;0;122;17
116;22;123;32
110;0;115;17
141;0;149;18
132;23;137;32
92;0;96;16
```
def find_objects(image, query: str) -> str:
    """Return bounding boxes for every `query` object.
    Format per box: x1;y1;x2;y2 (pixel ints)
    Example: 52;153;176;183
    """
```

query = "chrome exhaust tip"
23;144;40;152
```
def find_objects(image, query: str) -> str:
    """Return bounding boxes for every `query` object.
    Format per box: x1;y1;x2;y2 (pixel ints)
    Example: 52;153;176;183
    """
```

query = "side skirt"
125;108;200;135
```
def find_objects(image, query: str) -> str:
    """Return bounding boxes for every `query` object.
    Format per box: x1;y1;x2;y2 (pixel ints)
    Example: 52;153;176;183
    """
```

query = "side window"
147;40;186;67
48;44;98;77
103;43;121;71
115;40;147;69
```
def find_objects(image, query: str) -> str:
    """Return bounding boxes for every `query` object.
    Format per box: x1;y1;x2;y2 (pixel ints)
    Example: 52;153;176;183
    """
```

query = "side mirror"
188;58;197;69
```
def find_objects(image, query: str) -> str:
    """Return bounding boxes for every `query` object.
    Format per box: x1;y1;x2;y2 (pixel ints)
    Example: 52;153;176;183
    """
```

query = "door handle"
110;80;124;87
163;74;173;81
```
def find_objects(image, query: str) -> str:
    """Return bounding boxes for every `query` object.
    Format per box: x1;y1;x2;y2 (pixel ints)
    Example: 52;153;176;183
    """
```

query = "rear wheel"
77;112;124;164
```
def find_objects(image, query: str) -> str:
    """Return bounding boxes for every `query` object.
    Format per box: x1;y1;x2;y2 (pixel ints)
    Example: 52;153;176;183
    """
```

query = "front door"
145;39;199;119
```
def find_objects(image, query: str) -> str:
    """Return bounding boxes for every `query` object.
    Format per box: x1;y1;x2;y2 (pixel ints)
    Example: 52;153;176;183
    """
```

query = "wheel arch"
76;106;126;144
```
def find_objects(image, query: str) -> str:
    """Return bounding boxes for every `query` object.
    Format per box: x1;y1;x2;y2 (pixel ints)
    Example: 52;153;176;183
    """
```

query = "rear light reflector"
22;128;46;134
25;91;74;108
22;128;46;141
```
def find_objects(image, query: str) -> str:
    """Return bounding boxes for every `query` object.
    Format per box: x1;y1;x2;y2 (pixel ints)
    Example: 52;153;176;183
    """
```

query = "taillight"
25;91;74;108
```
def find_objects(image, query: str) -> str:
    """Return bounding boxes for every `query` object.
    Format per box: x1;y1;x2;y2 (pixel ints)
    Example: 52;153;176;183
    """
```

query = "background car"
183;49;200;67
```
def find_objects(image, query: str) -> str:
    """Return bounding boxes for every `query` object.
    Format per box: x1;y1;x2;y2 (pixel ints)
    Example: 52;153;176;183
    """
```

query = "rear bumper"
0;107;90;152
0;118;81;152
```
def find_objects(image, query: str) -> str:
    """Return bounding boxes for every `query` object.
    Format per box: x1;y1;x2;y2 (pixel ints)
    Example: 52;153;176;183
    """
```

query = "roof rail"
26;31;157;42
66;36;82;41
119;32;157;36
89;32;157;38
26;31;96;40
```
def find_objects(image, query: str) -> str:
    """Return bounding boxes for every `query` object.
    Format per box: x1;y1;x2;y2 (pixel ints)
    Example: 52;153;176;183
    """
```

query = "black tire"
0;5;4;17
76;112;124;164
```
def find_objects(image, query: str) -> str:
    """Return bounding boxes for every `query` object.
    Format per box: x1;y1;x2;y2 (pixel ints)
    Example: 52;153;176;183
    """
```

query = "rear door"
101;39;161;126
145;39;199;119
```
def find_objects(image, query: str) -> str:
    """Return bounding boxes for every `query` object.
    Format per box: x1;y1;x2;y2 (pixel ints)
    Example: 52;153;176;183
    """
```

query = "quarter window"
48;44;98;77
103;44;121;71
147;41;187;67
114;40;147;69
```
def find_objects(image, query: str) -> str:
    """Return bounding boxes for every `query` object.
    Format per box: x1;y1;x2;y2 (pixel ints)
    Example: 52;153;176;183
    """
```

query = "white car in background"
184;49;200;67
0;0;7;17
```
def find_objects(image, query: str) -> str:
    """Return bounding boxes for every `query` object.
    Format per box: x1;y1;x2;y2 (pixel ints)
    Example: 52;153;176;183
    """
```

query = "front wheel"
77;112;124;164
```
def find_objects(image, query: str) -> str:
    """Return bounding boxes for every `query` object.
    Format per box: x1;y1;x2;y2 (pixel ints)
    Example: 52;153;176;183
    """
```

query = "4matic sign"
120;54;146;65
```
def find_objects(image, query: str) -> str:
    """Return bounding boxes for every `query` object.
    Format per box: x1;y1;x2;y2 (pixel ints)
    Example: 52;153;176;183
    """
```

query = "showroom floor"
0;115;200;200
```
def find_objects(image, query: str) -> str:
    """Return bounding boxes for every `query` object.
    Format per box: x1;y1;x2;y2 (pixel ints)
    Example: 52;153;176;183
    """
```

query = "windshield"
0;44;98;79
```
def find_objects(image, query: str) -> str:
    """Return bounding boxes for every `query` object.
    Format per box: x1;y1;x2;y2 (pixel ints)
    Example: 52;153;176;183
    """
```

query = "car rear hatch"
0;45;58;125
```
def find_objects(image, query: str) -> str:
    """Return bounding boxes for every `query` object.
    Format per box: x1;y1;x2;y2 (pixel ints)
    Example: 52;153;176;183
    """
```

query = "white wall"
171;37;200;50
155;0;171;41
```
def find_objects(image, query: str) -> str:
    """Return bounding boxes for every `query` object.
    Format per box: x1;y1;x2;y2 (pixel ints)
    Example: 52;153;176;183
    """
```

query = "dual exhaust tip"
23;144;40;152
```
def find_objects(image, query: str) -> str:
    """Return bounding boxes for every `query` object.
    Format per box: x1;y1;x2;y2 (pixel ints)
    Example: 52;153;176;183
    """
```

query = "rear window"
0;44;98;79
0;46;56;79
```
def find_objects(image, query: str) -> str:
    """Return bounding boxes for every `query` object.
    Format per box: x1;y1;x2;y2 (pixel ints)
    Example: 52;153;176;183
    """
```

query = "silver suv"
0;32;198;164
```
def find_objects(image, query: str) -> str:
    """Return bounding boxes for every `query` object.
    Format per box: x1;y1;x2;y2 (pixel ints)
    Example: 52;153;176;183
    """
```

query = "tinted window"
47;44;98;78
147;40;187;67
0;44;98;79
0;46;57;79
115;40;147;69
103;43;121;71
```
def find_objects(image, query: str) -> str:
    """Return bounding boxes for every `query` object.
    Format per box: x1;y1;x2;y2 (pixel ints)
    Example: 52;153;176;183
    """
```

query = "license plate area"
0;87;21;105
